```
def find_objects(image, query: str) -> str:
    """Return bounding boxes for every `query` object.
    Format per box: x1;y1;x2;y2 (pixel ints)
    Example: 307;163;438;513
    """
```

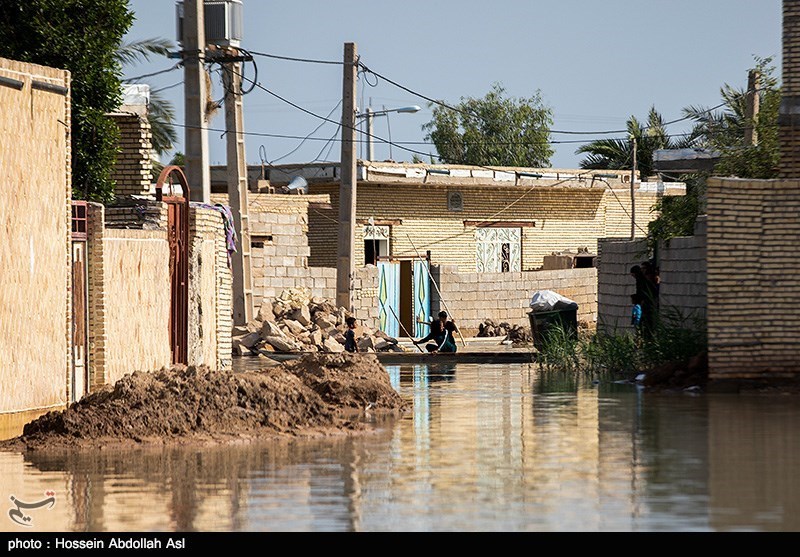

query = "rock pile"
476;319;533;345
232;288;407;356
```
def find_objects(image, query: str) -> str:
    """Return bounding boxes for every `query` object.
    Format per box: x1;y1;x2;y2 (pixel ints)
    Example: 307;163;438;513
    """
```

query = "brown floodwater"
2;360;800;532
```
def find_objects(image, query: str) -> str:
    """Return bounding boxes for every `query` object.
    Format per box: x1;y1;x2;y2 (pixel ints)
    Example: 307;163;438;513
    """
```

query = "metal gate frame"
156;166;190;365
70;201;88;401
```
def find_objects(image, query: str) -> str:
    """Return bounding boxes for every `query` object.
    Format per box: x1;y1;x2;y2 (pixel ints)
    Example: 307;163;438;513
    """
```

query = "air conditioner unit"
176;0;243;48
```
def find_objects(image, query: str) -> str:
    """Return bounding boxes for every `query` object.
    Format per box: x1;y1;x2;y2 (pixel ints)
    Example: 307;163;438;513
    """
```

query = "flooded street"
2;361;800;532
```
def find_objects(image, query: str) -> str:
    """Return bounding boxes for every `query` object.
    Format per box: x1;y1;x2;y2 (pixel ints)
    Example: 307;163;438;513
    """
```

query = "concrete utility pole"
221;58;253;326
630;135;637;240
744;69;761;146
365;107;374;161
182;0;211;202
337;42;358;312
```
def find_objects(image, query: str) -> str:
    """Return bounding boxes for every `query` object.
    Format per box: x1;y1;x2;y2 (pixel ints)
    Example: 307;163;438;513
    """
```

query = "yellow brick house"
213;161;684;337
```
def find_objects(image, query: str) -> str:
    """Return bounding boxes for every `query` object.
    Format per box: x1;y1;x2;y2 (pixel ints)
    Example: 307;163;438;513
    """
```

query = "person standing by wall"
630;265;657;339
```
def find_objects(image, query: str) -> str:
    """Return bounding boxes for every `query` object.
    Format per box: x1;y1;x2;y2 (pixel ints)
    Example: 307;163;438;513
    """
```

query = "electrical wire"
151;81;183;93
123;63;183;82
246;50;348;66
268;100;342;164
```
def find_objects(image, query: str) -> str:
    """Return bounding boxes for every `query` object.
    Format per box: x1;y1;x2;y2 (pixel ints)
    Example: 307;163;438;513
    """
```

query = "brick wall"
308;182;669;272
104;198;167;229
108;112;153;197
658;216;707;323
91;225;172;387
429;266;597;335
596;239;647;333
189;205;233;371
597;218;707;335
0;57;71;429
780;0;800;177
706;177;800;382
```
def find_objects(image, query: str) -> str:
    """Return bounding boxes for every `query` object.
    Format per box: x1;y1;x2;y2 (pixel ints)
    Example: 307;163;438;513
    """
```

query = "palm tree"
117;37;179;160
576;106;690;178
681;56;780;179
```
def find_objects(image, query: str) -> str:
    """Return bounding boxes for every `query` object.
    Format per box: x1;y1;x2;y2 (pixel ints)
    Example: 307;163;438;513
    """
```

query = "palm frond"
117;37;175;66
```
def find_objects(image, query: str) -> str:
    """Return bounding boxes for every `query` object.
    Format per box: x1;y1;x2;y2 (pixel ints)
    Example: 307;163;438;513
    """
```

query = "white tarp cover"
529;290;578;312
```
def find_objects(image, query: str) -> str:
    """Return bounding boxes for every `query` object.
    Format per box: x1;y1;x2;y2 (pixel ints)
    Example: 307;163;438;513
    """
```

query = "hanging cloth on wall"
190;202;238;268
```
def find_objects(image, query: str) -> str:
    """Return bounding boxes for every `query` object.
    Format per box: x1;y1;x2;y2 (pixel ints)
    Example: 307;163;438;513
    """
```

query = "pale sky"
122;0;783;170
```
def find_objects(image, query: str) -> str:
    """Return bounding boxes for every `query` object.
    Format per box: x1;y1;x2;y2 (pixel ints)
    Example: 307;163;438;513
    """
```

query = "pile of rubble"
476;319;533;345
232;288;407;356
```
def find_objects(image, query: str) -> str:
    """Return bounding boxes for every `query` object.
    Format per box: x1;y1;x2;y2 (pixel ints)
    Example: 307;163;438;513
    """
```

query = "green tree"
647;56;781;252
683;56;780;179
576;106;688;178
0;0;134;203
422;83;554;167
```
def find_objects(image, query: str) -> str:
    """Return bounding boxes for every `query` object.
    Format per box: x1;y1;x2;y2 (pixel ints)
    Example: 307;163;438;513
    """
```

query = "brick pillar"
779;0;800;177
108;112;154;196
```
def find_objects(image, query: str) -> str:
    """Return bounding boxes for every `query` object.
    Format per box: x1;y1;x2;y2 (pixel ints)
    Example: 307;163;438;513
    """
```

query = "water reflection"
1;362;800;532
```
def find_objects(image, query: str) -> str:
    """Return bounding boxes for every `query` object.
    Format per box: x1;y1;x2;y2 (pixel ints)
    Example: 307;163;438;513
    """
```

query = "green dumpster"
528;308;578;351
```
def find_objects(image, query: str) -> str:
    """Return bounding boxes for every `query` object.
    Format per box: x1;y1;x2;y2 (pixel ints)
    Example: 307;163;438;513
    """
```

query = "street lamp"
356;105;421;161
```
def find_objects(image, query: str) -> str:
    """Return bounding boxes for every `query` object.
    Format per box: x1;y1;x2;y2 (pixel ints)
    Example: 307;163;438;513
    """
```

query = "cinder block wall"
108;112;153;196
308;183;665;272
658;216;707;323
0;57;71;428
213;192;337;309
596;239;651;333
429;266;597;335
353;265;379;330
189;205;233;371
706;177;800;382
597;219;707;335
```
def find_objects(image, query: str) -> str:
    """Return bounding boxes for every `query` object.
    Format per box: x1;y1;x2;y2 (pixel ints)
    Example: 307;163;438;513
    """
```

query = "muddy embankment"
0;353;409;452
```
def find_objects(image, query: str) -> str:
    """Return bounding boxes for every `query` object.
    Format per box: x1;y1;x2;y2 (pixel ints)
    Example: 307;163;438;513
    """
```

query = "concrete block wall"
596;239;651;333
598;216;707;335
429;265;597;335
353;265;379;331
108;112;153;197
706;177;800;382
211;193;339;310
658;216;707;324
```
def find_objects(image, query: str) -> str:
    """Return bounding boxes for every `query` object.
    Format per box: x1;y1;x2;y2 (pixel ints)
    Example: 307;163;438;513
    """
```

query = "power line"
246;50;347;66
151;81;183;93
266;100;342;164
123;63;183;82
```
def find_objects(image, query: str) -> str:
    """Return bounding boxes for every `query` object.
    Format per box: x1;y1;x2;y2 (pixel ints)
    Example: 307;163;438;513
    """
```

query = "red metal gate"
156;166;190;365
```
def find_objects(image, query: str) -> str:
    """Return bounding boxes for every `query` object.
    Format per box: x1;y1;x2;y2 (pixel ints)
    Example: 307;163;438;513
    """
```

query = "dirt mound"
1;353;409;452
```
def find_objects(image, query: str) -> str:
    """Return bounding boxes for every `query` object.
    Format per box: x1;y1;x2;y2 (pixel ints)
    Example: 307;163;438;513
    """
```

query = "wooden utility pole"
337;42;358;311
221;58;253;326
630;136;637;240
182;0;210;202
744;69;761;146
